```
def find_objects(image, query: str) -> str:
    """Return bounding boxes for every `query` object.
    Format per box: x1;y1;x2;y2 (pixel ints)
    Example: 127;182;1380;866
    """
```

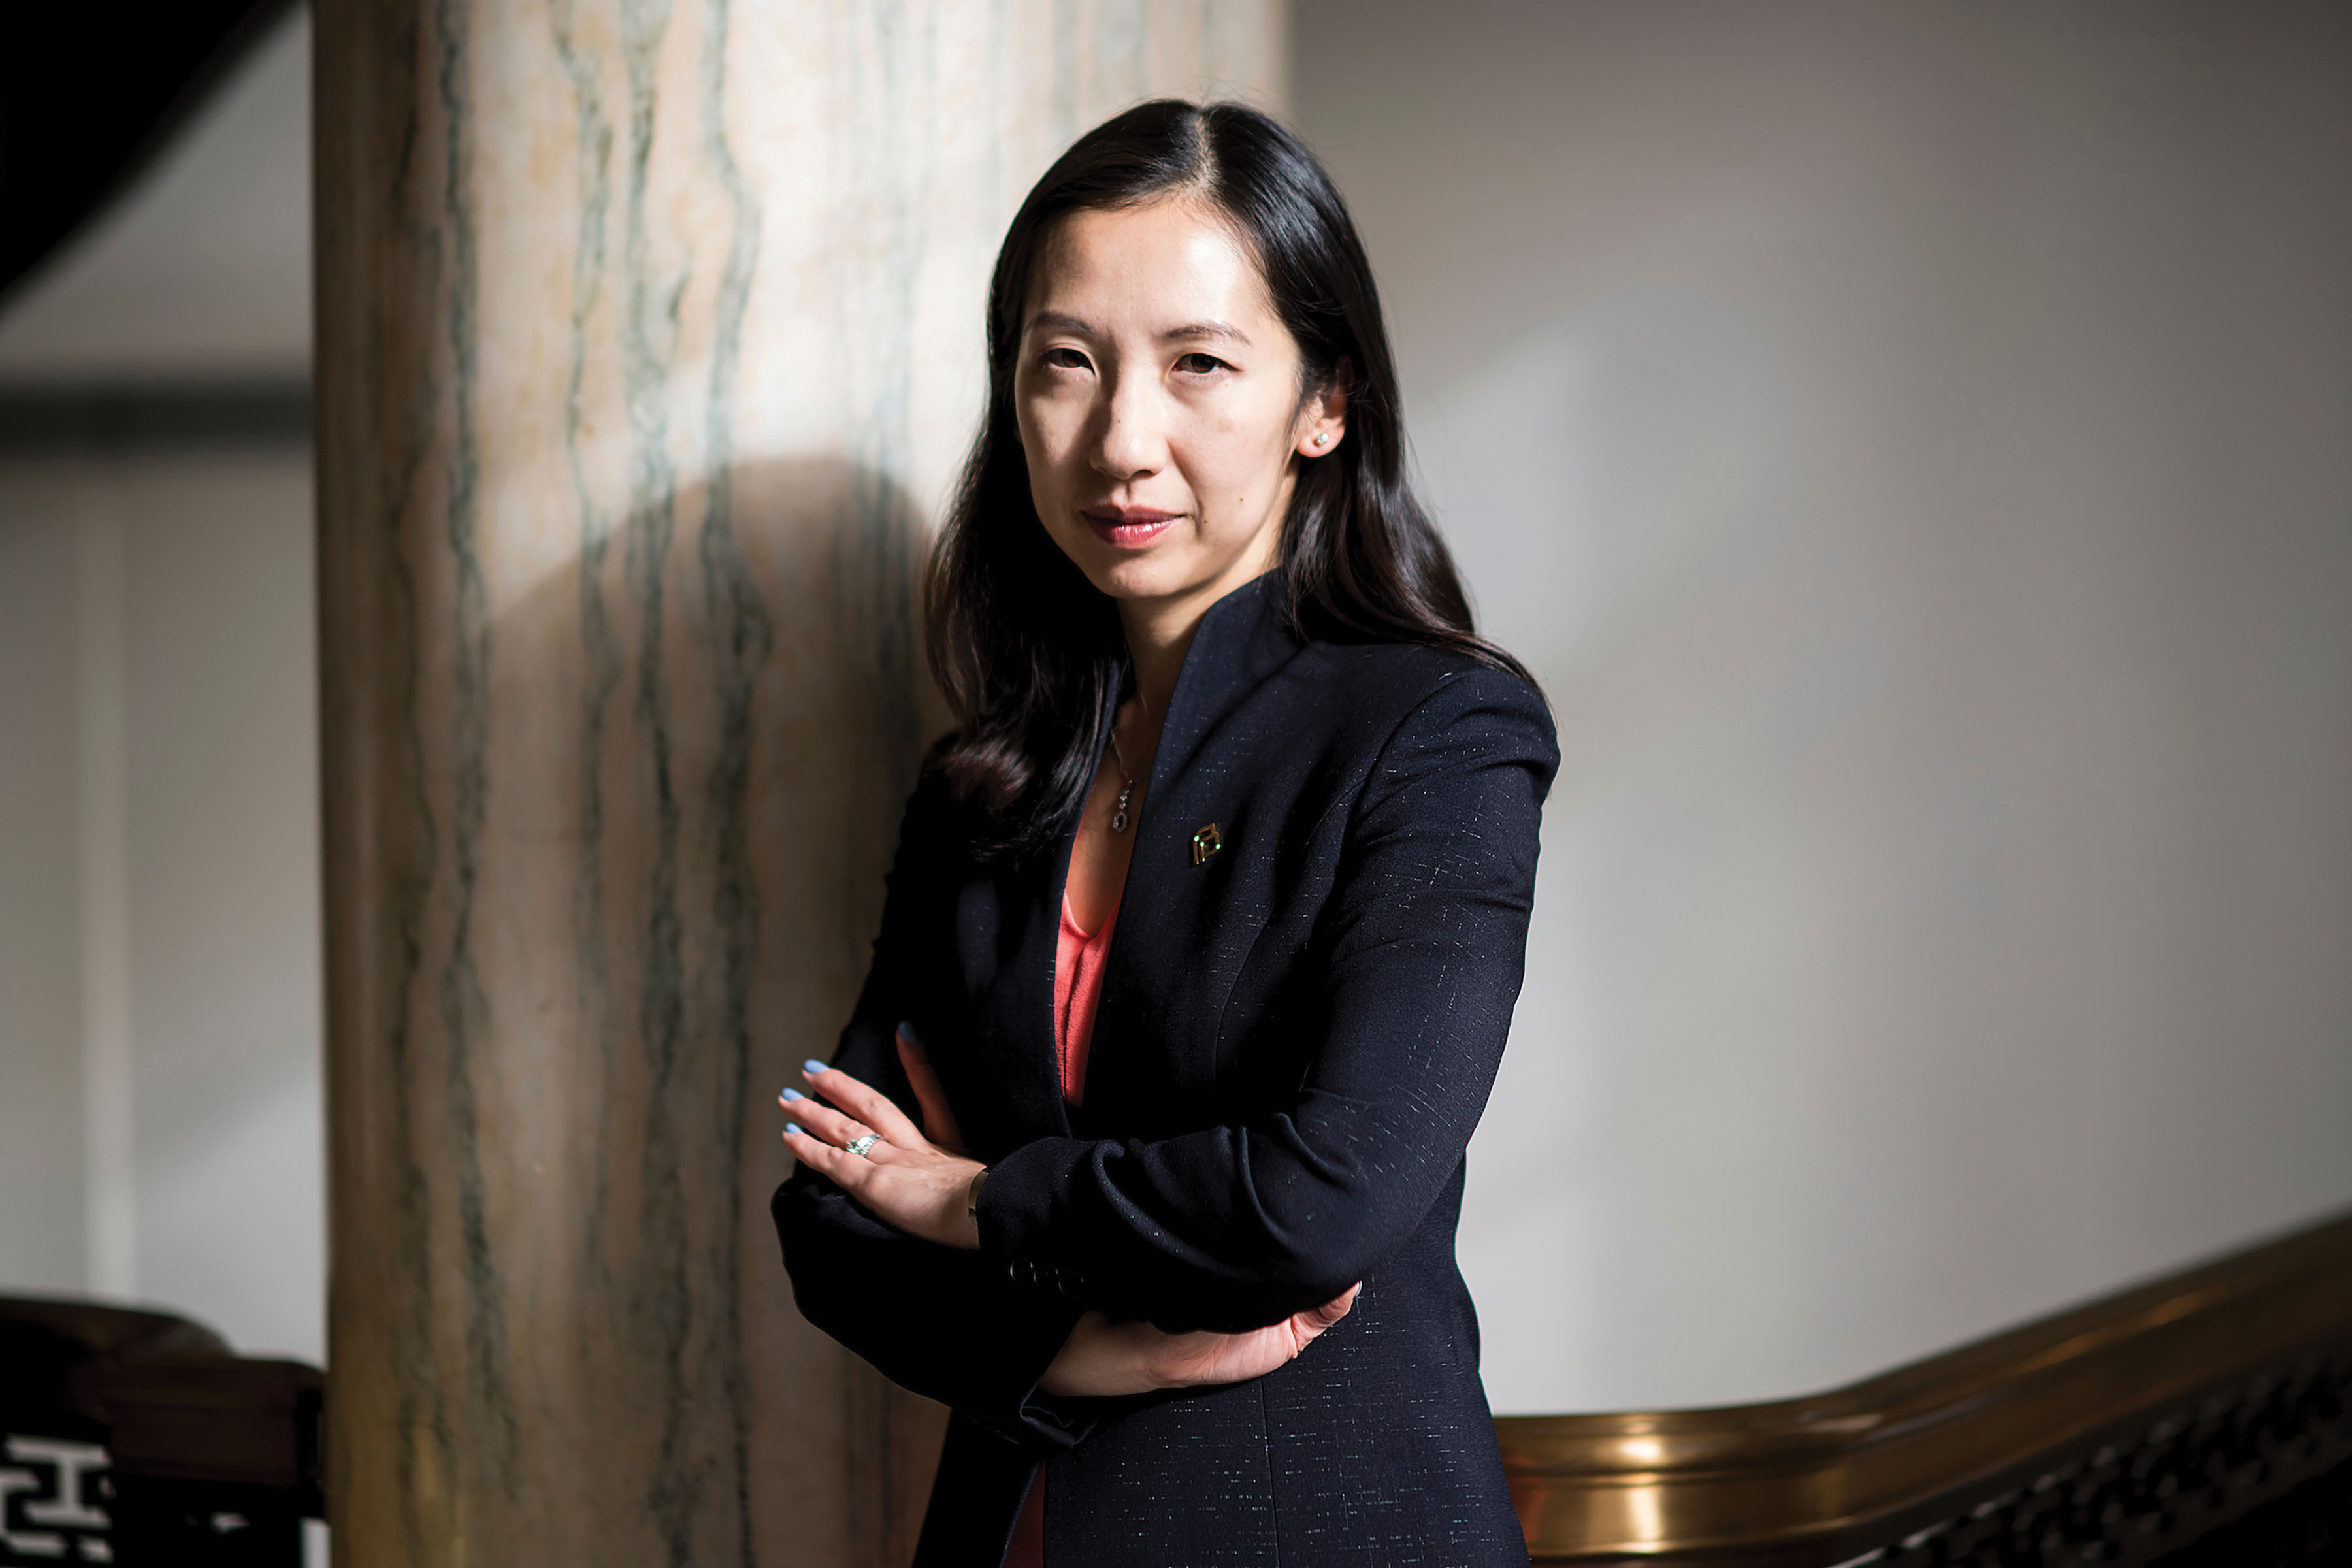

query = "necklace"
1107;729;1139;834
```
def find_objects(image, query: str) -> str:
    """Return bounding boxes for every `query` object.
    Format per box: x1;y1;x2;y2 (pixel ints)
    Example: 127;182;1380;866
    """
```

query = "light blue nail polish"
802;1059;829;1076
897;1021;921;1043
780;1088;803;1102
784;1122;804;1137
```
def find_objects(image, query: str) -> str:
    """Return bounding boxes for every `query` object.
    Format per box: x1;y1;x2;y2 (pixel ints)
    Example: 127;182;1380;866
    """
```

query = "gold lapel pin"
1190;823;1224;866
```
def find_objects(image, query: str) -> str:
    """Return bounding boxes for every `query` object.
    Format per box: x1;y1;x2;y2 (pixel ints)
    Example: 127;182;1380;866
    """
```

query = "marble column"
311;4;1283;1565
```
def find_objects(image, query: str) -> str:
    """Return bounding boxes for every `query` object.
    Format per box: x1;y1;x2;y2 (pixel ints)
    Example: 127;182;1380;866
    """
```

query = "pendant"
1111;779;1135;834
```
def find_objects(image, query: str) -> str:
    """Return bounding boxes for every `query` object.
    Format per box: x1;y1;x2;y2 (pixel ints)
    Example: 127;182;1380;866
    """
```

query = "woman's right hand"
1037;1285;1362;1398
892;1023;1362;1397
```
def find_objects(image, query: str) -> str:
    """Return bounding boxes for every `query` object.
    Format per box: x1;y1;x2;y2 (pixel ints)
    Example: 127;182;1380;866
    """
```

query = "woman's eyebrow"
1024;312;1250;348
1163;320;1250;346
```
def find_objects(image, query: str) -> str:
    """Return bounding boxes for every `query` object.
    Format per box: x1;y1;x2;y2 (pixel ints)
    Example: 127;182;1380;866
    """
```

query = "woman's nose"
1090;377;1166;482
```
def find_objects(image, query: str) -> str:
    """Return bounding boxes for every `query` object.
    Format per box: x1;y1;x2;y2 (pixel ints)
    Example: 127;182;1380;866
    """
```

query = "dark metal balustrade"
1;1297;320;1566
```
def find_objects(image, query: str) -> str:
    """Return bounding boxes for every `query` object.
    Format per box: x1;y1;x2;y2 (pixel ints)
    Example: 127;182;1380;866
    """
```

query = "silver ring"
843;1133;881;1159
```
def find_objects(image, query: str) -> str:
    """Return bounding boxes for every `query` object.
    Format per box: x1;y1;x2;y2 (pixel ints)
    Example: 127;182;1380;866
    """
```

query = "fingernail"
783;1122;804;1137
802;1059;829;1076
780;1088;804;1102
896;1021;921;1043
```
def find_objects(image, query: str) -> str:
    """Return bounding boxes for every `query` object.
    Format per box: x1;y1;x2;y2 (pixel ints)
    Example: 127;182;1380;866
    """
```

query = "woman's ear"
1297;356;1351;458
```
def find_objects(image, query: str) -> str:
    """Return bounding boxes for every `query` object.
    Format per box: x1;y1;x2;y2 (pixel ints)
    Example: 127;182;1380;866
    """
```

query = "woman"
772;99;1556;1566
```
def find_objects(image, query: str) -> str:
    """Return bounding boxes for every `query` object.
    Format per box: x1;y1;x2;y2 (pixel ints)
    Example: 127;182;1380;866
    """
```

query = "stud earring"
1313;433;1330;447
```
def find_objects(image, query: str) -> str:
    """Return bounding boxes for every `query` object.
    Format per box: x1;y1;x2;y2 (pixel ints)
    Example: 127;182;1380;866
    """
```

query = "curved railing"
1495;1209;2352;1565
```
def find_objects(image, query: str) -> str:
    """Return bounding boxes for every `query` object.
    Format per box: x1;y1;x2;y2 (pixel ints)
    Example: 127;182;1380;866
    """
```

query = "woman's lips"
1083;508;1180;549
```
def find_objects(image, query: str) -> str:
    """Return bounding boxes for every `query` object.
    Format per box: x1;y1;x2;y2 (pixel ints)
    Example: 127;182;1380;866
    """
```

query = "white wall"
0;3;321;1366
0;515;88;1294
1296;1;2352;1413
0;459;323;1365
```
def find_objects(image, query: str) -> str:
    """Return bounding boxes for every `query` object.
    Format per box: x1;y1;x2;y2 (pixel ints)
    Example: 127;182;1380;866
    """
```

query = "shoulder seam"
1347;664;1479;833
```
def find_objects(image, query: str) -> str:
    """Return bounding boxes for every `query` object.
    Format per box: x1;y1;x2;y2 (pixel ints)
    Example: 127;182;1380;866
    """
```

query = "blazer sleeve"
770;770;1092;1450
973;665;1560;1334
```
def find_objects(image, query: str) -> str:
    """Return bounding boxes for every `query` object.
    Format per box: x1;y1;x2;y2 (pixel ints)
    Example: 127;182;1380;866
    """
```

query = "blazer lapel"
1079;572;1303;1135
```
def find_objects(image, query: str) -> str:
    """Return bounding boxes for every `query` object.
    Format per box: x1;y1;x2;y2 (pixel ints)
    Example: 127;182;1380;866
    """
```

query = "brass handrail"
1495;1207;2352;1562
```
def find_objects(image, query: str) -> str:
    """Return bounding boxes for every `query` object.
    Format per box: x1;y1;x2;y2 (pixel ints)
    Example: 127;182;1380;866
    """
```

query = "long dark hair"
924;99;1537;859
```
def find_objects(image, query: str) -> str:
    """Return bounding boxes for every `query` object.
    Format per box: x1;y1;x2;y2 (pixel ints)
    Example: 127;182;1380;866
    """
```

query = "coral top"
1005;890;1119;1565
1051;894;1118;1107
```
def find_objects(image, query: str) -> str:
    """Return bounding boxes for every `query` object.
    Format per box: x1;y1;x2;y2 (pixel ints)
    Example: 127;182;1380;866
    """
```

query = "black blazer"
773;570;1558;1567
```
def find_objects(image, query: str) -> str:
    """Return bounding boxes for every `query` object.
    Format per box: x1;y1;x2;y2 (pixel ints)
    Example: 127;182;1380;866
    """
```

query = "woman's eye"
1175;352;1230;376
1042;346;1091;372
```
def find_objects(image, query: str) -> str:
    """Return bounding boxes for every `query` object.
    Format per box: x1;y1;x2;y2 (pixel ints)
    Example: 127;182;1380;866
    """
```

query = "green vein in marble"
551;0;627;1324
372;7;452;1561
431;0;522;1501
696;0;770;1559
612;3;702;1562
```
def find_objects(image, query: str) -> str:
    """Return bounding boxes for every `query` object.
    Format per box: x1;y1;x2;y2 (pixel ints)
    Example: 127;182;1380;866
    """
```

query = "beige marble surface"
312;3;1282;1562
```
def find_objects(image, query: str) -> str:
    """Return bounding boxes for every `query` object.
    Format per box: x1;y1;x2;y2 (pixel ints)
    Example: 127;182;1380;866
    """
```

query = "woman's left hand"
782;1058;985;1250
1037;1285;1362;1397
